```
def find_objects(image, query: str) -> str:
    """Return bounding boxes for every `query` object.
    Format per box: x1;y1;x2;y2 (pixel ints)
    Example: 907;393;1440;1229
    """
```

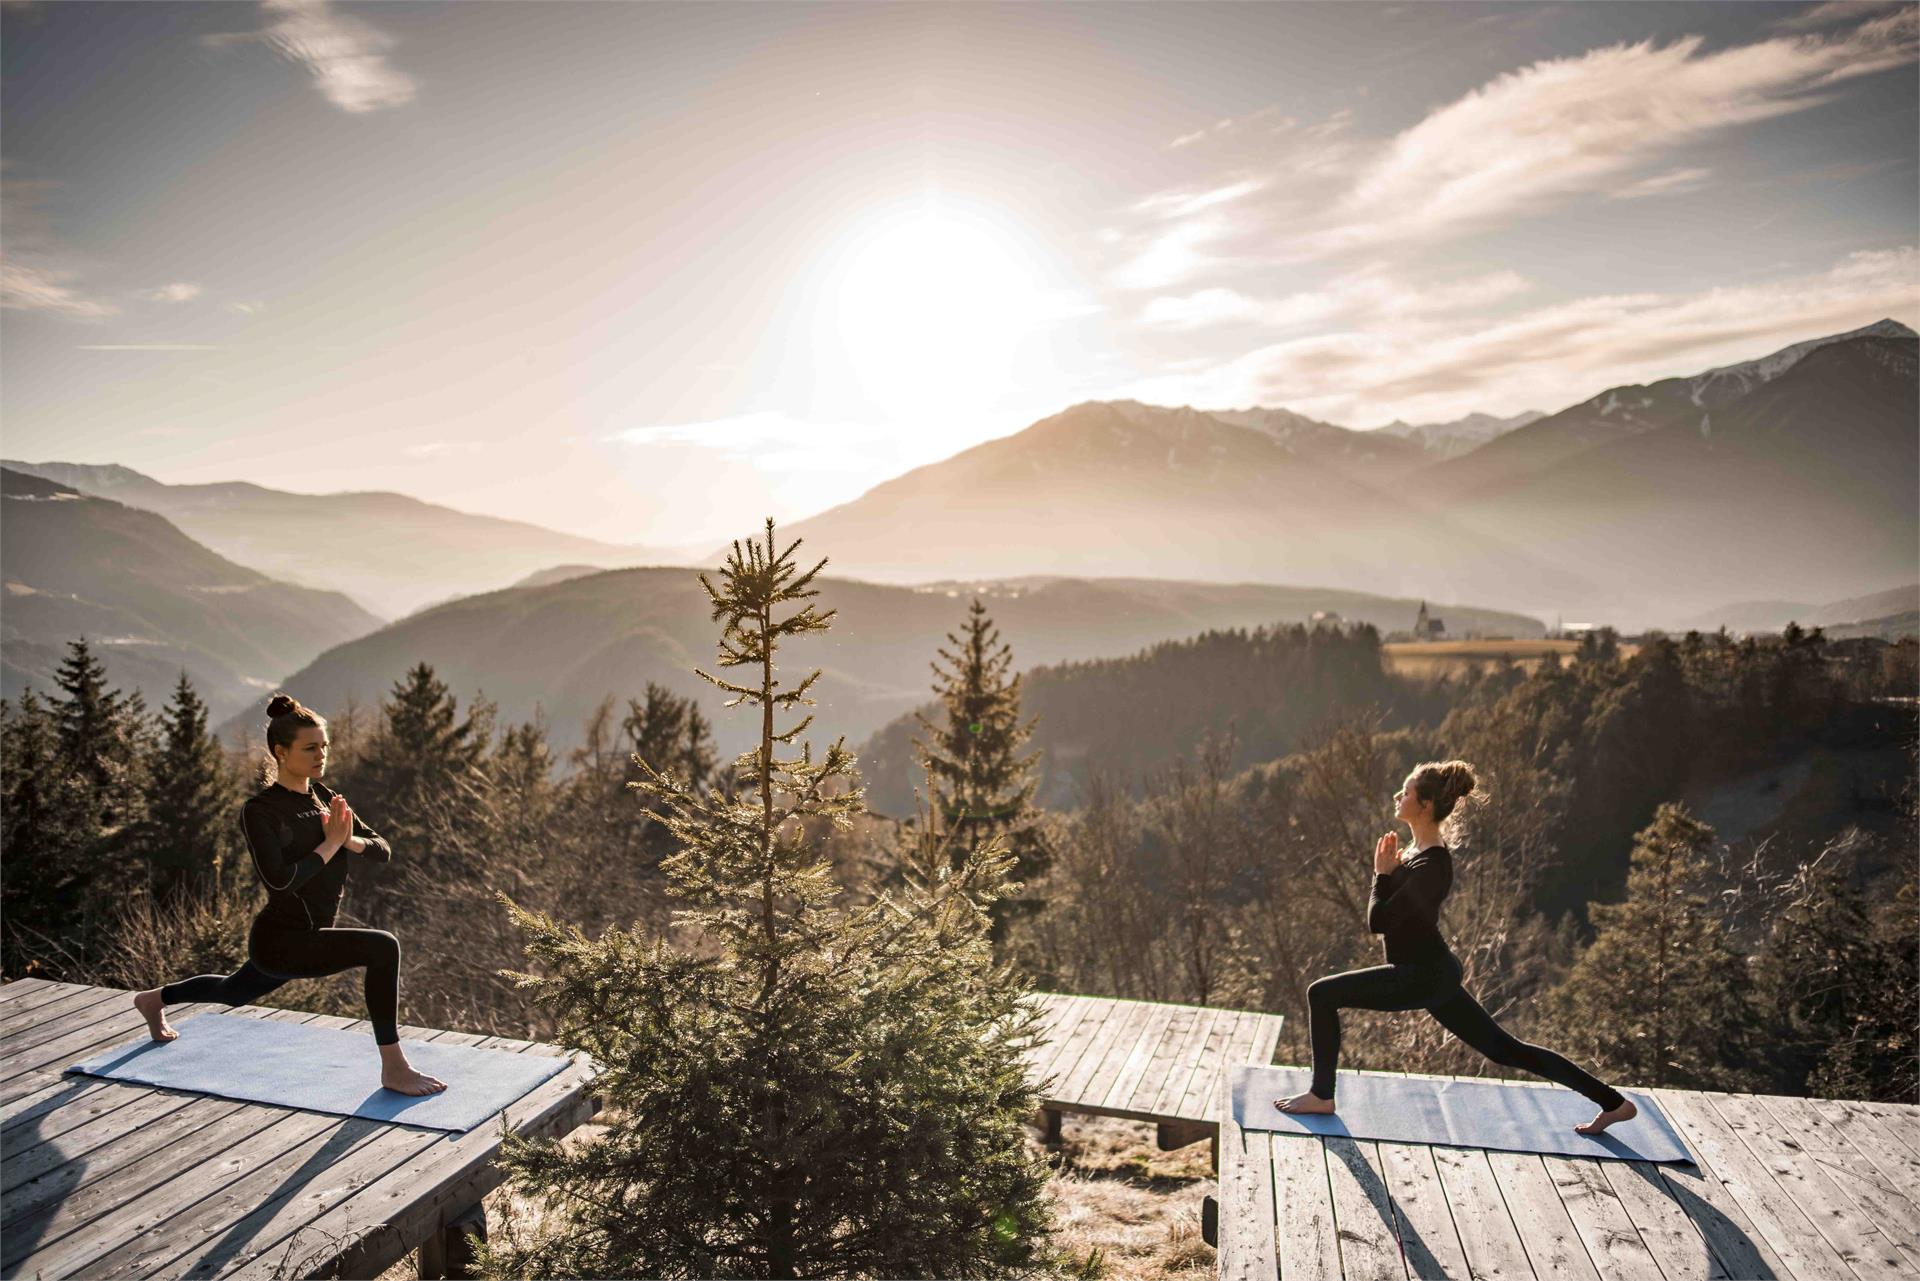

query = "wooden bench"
1024;992;1284;1167
0;977;600;1280
1211;1063;1920;1279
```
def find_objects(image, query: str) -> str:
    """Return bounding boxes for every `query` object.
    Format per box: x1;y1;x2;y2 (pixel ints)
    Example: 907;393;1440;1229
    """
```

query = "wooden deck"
1213;1064;1920;1280
0;977;600;1280
1025;992;1284;1159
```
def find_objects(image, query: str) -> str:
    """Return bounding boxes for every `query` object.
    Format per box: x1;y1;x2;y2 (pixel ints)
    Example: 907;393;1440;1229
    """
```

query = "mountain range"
698;318;1917;631
208;569;1543;762
0;461;709;620
1;468;382;720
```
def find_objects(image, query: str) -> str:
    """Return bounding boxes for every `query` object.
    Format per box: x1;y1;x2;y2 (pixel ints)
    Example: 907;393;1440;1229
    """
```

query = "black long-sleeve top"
241;779;392;930
1367;844;1454;965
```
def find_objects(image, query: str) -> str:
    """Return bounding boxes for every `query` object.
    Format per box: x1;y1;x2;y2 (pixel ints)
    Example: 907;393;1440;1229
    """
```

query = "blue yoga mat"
1232;1065;1694;1164
65;1012;581;1133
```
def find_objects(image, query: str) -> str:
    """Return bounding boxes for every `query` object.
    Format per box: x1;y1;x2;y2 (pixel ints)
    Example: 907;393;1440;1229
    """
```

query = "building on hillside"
1414;600;1445;640
1309;610;1343;627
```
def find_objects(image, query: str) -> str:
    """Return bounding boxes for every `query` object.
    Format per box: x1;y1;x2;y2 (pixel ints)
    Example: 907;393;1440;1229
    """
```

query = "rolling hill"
2;468;384;720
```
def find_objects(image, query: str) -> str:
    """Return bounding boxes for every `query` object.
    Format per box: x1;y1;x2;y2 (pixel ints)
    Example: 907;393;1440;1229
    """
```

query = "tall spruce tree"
1;692;96;974
1749;838;1881;1093
910;597;1053;941
49;638;153;952
134;672;239;904
487;520;1067;1279
1539;803;1765;1090
347;661;491;828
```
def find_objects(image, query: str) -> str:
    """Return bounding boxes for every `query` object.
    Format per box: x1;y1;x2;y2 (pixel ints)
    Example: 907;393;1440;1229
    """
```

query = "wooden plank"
1427;1144;1533;1281
1704;1090;1913;1280
0;992;143;1072
1216;1113;1278;1279
1122;1001;1203;1113
1072;1001;1157;1111
1059;999;1148;1104
2;1011;380;1273
1592;1158;1724;1281
0;978;89;1013
1474;1076;1652;1281
1375;1142;1471;1280
1474;1152;1612;1281
1249;1012;1284;1067
0;984;117;1035
1205;1011;1266;1121
1021;998;1098;1098
1323;1135;1410;1281
1040;996;1115;1105
1499;1078;1724;1281
1175;1009;1249;1121
1810;1096;1920;1198
1764;1092;1920;1238
1270;1128;1342;1280
0;978;64;1009
1147;1005;1224;1117
8;1017;477;1281
0;1000;227;1106
1616;1101;1791;1281
1651;1087;1869;1281
1013;993;1072;1085
218;1044;597;1280
1853;1104;1920;1159
0;998;218;1129
0;1001;224;1139
69;1026;509;1280
1;1012;370;1226
1099;1001;1176;1113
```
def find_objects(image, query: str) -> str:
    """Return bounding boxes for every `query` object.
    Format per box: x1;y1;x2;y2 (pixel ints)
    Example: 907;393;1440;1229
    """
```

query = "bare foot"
1576;1096;1637;1135
134;989;177;1042
1275;1090;1336;1115
381;1063;448;1096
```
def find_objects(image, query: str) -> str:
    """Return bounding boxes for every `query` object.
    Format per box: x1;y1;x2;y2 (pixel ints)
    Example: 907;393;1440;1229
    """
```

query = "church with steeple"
1415;600;1445;640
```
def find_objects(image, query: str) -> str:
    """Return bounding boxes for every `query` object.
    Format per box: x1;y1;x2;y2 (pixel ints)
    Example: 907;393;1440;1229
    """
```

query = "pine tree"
910;597;1053;942
134;672;239;904
348;661;490;830
1749;837;1881;1093
47;638;154;954
1538;803;1765;1090
1;692;96;974
486;519;1067;1279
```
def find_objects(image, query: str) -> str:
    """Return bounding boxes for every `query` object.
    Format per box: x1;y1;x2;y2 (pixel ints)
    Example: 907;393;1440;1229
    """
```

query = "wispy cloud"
201;0;416;113
143;281;203;302
1108;246;1918;426
607;409;901;475
1139;264;1534;333
1;259;121;319
1300;8;1918;257
75;343;221;350
0;161;120;319
1768;0;1906;35
1119;8;1917;282
1610;166;1715;201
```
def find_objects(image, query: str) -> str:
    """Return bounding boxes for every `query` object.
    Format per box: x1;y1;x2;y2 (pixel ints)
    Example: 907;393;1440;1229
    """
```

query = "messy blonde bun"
1409;759;1483;839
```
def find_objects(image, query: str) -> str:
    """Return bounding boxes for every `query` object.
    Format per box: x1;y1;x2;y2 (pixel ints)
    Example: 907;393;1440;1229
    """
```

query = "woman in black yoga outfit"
1274;759;1635;1136
133;693;446;1097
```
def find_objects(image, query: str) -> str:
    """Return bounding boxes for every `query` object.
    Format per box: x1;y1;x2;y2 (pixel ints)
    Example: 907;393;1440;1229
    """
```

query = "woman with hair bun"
1274;759;1636;1136
133;692;447;1096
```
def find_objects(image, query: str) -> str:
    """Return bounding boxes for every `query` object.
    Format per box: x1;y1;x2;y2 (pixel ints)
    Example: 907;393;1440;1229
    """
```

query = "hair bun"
1446;762;1478;802
266;693;299;719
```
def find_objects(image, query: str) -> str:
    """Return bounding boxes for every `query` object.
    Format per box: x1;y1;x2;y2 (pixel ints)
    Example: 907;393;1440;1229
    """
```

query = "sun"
818;200;1061;419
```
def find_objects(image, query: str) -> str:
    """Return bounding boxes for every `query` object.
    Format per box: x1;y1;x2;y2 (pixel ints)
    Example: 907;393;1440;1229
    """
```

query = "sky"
3;0;1916;549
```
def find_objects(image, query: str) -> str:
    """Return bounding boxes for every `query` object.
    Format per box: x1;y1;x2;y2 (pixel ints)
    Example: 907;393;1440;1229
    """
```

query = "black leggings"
161;922;402;1045
1305;955;1625;1110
